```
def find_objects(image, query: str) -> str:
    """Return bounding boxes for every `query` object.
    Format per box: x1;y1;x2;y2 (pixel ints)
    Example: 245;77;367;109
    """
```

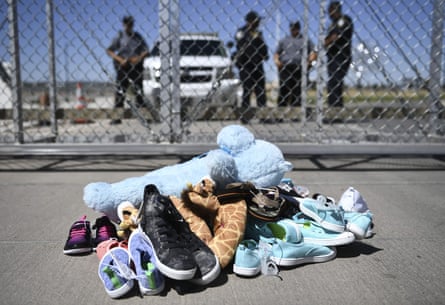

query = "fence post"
46;0;58;140
428;0;444;135
7;0;23;144
159;0;181;143
301;0;309;123
316;0;326;128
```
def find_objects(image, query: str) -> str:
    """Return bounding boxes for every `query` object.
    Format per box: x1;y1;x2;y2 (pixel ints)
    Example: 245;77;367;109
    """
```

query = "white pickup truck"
143;33;240;109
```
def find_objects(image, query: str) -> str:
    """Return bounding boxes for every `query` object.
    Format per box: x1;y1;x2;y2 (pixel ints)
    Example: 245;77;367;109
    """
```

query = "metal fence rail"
0;0;444;154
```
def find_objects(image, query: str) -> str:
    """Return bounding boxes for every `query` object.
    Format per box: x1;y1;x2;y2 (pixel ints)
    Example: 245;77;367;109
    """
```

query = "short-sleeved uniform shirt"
275;34;315;66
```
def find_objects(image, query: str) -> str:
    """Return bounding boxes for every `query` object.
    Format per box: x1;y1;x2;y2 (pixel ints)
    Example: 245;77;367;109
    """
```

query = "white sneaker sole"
233;264;261;277
271;247;337;267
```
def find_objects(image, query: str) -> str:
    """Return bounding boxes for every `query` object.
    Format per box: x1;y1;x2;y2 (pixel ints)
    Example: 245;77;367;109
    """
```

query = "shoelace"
102;251;138;288
69;216;89;239
96;223;116;240
258;240;281;279
314;196;345;224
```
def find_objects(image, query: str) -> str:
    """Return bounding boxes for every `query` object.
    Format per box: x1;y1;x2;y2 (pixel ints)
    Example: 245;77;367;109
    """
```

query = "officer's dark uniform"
326;12;353;107
235;11;269;113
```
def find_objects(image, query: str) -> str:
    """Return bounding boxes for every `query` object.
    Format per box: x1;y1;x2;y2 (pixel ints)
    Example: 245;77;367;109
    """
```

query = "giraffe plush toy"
170;176;247;269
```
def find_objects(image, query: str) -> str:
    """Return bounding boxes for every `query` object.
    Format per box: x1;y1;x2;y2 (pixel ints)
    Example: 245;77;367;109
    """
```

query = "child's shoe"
344;211;373;240
96;238;128;260
98;246;135;298
260;220;336;267
233;240;261;277
128;230;165;296
290;213;355;246
63;215;93;255
92;215;118;249
299;197;345;233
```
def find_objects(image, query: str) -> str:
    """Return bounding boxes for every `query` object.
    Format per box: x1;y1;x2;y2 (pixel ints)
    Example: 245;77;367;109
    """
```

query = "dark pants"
327;57;351;107
278;64;301;106
115;64;144;108
239;66;266;108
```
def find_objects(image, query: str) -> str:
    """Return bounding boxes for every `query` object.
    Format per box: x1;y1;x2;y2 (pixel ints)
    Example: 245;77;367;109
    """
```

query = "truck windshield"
151;39;227;57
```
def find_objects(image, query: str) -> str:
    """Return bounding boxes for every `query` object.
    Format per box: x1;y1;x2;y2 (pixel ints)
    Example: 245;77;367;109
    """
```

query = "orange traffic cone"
72;82;92;124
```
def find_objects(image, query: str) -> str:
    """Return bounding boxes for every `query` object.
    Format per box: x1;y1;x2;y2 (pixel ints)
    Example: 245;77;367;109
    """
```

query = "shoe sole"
140;232;196;281
233;264;261;277
189;254;221;285
346;222;366;240
270;247;337;267
299;204;345;233
302;232;355;246
63;247;92;255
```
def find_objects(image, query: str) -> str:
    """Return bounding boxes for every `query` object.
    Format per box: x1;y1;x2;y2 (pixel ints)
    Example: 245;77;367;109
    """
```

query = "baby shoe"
260;220;336;267
92;215;118;249
98;246;135;298
299;197;345;233
290;213;355;246
233;239;261;277
128;230;165;295
63;215;93;255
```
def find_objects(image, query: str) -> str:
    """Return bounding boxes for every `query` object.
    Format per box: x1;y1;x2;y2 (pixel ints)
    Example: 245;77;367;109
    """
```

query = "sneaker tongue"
277;221;303;243
269;222;302;243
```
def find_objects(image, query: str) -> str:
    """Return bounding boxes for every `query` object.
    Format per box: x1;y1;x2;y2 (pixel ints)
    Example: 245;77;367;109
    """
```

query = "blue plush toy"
83;125;293;221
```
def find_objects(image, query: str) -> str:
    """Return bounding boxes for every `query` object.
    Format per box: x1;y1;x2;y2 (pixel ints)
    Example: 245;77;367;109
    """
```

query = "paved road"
0;158;444;305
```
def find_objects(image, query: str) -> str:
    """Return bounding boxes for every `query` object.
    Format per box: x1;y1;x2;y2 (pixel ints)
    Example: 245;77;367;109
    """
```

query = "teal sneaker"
243;215;273;241
260;220;336;267
289;213;355;246
299;198;345;232
233;240;261;277
344;211;373;240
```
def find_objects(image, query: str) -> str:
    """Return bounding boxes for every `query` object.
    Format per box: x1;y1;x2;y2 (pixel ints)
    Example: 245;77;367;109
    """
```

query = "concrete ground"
0;156;444;305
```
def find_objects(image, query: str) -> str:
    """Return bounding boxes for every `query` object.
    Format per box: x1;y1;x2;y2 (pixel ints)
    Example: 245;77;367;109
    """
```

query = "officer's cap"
245;11;262;22
122;16;134;25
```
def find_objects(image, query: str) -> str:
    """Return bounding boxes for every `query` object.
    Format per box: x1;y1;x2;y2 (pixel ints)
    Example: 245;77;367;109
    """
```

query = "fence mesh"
1;0;444;147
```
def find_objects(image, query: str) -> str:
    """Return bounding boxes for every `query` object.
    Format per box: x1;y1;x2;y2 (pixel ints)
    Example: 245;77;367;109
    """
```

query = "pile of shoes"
63;183;221;299
233;180;374;277
63;179;374;298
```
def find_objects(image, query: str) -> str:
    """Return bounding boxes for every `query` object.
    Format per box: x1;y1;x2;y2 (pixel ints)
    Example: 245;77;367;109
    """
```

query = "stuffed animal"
170;177;247;269
116;201;140;240
83;124;293;221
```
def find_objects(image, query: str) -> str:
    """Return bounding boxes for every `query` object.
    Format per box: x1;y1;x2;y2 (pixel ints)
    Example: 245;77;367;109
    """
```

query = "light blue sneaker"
344;211;373;240
260;220;336;267
299;198;346;232
289;213;355;246
233;239;261;277
243;215;274;241
128;230;165;295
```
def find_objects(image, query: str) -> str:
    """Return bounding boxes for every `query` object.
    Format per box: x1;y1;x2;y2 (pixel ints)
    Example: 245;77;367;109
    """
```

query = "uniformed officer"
106;16;149;124
234;11;269;123
274;21;317;107
324;1;353;107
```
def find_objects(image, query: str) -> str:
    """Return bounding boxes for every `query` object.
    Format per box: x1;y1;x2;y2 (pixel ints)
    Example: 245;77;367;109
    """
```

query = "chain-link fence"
1;0;444;153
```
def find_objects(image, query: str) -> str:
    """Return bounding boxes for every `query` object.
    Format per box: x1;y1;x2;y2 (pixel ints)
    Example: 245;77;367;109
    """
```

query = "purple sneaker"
63;215;93;255
92;215;118;249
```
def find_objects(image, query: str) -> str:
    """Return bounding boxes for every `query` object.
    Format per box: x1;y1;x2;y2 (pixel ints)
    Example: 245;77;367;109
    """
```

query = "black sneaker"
63;215;93;255
92;215;118;249
140;184;197;280
165;198;221;285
